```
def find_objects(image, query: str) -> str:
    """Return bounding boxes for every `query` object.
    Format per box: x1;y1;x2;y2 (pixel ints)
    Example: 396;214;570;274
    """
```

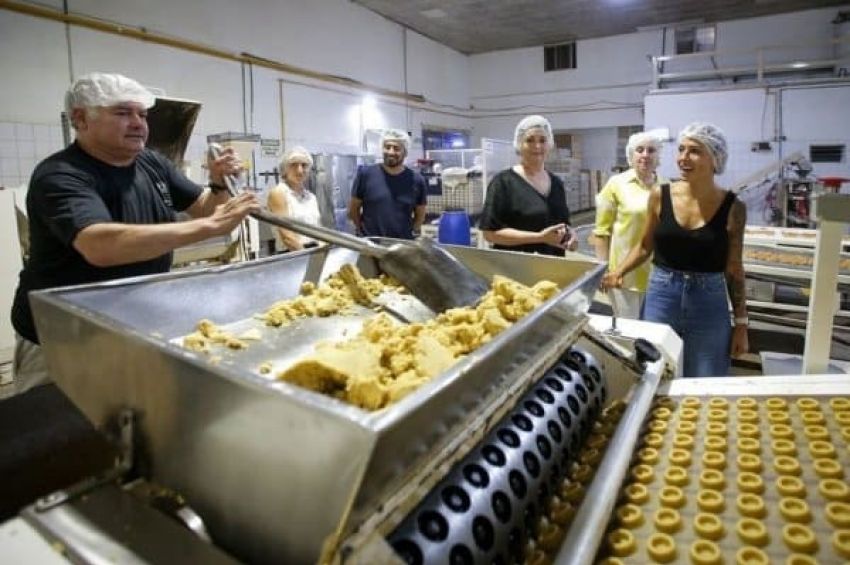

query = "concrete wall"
645;84;850;187
468;4;848;173
1;3;846;187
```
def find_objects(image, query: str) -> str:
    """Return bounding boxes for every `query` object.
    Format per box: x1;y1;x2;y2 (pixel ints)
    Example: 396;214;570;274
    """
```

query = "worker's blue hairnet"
679;122;728;175
513;115;554;151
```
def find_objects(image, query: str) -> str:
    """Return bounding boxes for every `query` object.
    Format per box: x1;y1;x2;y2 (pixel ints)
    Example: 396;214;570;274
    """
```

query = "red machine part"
819;177;850;192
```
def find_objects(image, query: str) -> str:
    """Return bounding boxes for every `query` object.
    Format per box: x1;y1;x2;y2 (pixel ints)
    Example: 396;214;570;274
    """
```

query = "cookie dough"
182;319;250;352
261;265;404;326
278;273;559;410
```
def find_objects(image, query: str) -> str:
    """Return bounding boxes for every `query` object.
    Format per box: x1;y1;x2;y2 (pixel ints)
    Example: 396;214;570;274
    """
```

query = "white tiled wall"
0;123;220;189
0;121;65;189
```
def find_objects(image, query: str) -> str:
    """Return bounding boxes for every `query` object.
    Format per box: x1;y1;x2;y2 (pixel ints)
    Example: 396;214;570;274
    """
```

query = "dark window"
675;25;715;55
544;43;576;72
422;128;470;153
810;144;845;163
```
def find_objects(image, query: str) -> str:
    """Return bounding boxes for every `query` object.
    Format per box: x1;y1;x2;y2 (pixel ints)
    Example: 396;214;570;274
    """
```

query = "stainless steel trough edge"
30;245;604;564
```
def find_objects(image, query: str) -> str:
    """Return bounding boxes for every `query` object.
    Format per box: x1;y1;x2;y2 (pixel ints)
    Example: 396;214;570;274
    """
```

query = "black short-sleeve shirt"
11;143;202;343
478;168;571;256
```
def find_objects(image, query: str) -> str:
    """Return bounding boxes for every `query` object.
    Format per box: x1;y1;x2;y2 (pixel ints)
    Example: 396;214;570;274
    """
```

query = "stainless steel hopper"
30;245;604;564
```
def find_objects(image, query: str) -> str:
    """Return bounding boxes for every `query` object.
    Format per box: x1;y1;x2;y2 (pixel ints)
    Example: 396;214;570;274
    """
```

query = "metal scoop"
208;145;489;313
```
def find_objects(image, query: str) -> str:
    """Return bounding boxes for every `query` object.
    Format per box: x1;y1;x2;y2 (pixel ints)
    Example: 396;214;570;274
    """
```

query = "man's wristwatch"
734;316;749;327
208;182;229;194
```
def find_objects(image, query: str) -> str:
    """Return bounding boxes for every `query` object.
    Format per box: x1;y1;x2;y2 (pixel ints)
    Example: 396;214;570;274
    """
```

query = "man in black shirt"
9;72;259;397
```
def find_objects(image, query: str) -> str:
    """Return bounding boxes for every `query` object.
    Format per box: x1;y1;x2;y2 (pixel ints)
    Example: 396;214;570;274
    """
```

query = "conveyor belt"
743;243;850;277
598;395;850;564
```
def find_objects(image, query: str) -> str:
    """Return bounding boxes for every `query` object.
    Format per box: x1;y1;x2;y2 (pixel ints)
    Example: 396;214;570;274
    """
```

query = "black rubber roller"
387;345;606;564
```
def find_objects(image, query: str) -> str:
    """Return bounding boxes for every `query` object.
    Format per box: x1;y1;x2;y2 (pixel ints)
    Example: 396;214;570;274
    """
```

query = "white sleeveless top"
270;182;321;250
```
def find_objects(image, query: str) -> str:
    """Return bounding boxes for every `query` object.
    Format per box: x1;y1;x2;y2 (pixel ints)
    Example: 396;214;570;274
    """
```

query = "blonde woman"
268;147;321;252
480;115;577;255
593;131;665;318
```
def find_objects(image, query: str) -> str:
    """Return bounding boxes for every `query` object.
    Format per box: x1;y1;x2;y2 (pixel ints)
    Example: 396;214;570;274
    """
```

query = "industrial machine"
424;139;514;224
151;105;248;267
732;151;820;228
6;240;850;563
5;243;674;564
740;223;850;367
310;153;367;235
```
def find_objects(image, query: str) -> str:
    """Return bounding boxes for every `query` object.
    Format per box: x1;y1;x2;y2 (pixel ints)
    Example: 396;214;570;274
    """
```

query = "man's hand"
206;193;260;236
207;146;244;186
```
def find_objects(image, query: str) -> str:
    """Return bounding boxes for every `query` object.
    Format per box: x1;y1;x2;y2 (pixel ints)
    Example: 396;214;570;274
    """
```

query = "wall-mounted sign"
260;138;281;157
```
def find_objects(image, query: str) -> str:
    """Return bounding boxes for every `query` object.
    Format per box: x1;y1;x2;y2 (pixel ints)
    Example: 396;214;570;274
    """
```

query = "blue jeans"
642;266;732;378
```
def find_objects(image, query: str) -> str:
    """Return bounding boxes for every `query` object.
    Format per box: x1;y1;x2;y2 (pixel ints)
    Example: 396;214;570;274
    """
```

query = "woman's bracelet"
734;316;749;326
208;182;229;194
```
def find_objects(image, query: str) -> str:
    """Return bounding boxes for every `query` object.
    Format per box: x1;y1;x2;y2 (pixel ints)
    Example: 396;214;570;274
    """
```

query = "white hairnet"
625;131;662;168
279;146;313;171
513;115;554;151
679;122;728;175
380;129;411;154
65;72;156;116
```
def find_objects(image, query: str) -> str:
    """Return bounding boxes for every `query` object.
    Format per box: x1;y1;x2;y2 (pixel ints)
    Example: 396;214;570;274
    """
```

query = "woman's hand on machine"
731;325;749;359
600;270;623;291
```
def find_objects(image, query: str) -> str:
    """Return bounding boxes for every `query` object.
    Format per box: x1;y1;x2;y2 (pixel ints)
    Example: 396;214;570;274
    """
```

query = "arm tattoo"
726;200;747;315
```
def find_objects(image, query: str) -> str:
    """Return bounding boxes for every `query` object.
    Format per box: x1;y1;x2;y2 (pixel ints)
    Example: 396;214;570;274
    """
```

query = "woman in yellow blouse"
593;132;665;318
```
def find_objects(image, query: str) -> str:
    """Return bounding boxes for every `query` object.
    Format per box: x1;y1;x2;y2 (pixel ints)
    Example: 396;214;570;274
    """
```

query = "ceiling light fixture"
636;18;704;32
420;8;447;19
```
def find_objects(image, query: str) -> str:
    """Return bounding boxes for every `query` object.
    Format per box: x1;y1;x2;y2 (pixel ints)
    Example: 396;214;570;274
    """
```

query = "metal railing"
651;35;850;89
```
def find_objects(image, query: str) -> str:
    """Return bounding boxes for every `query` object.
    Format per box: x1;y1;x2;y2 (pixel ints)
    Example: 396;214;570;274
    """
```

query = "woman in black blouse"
479;115;577;256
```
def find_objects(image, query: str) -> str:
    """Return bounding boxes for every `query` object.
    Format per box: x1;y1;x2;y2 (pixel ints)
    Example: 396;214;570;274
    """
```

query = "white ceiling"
351;0;849;54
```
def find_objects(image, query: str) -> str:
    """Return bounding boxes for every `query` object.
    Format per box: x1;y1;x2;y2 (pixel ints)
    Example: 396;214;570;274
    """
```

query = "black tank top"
652;184;736;273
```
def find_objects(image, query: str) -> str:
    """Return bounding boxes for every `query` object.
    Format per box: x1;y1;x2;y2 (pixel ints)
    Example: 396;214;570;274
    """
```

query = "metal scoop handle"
206;143;387;258
253;209;388;258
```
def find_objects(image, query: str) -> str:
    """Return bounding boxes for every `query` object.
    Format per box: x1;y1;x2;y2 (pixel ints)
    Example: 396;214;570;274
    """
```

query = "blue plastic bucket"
438;211;471;246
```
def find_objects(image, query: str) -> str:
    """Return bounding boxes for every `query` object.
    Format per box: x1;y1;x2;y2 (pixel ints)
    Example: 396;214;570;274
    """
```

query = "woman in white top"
267;146;322;252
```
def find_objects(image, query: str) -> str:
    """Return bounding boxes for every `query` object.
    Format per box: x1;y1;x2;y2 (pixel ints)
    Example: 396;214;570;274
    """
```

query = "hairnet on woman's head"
380;129;411;154
678;122;728;175
65;72;156;116
513;115;554;151
625;131;662;168
280;146;313;171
